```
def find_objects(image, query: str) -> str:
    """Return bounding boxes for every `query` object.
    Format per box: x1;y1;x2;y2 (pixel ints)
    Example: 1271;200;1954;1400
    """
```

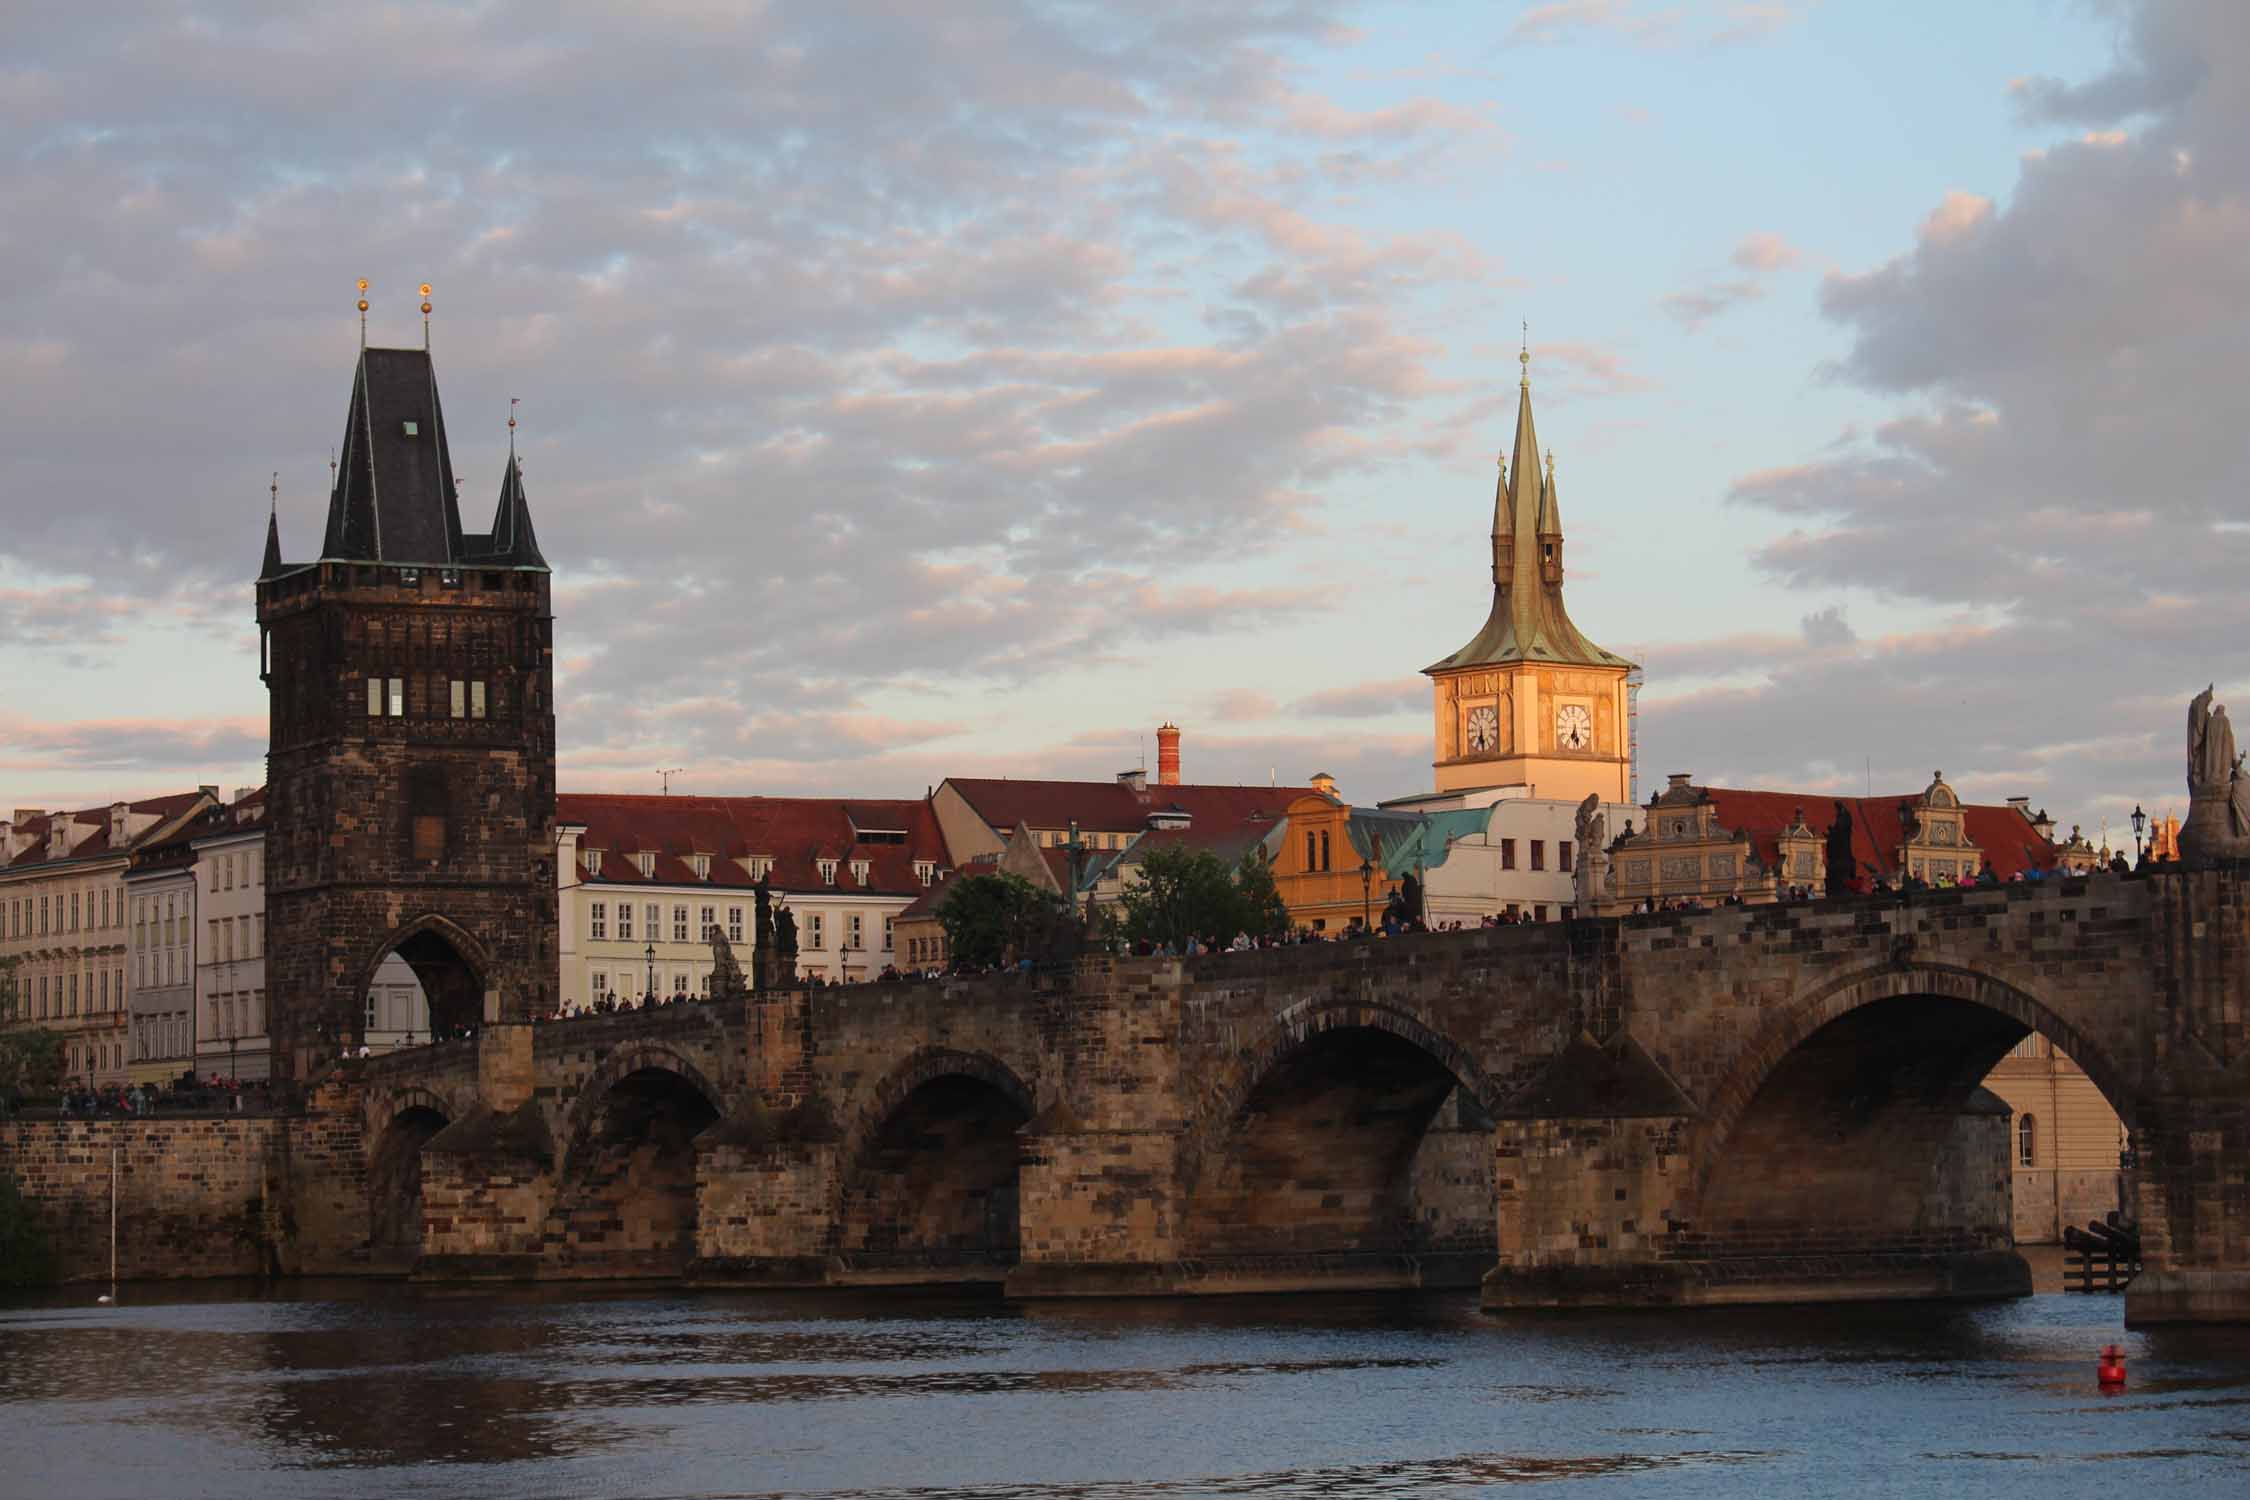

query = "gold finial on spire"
420;283;433;348
1545;447;1554;475
356;278;370;347
1520;319;1530;386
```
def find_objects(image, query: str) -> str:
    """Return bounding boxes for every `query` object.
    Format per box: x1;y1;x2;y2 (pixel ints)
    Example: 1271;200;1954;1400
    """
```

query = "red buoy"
2098;1343;2127;1388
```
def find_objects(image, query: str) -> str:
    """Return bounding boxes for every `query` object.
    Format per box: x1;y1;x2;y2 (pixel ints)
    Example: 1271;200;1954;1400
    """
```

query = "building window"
808;913;825;949
819;859;838;886
582;848;602;876
450;680;466;718
672;905;689;943
1305;831;1317;870
635;852;656;878
617;903;632;941
747;856;773;880
592;971;607;1002
727;906;744;943
700;905;716;941
470;681;487;719
1559;840;1573;872
1530;840;1545;872
1501;839;1517;871
851;859;870;886
645;903;660;939
690;854;711;880
672;973;688;996
848;913;864;949
388;677;405;716
591;902;607;940
883;916;894;950
1532;904;1548;922
1319;831;1331;871
914;861;934;886
367;678;382;715
2019;1113;2037;1168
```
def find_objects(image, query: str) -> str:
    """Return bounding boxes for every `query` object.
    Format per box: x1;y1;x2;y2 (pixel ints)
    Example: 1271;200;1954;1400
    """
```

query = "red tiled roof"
1688;788;2059;884
557;792;949;897
944;778;1308;836
1;791;214;872
895;857;999;920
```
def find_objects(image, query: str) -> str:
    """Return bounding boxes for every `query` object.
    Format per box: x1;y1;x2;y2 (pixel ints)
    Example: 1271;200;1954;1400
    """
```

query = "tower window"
408;767;448;863
2018;1113;2037;1167
388;678;405;716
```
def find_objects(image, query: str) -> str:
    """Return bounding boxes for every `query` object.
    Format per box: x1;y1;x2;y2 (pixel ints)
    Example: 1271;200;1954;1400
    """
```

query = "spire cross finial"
355;278;369;348
508;396;519;454
1520;319;1530;385
270;471;278;516
419;283;432;350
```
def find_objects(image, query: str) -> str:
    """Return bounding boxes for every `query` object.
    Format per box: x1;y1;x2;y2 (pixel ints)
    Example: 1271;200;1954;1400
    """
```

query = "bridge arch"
367;1086;457;1263
549;1043;725;1275
1701;959;2138;1169
1688;959;2138;1266
352;913;493;1045
1182;998;1498;1270
834;1047;1035;1276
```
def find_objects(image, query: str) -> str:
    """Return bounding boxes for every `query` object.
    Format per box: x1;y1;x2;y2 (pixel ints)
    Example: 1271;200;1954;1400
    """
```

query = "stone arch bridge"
339;869;2250;1325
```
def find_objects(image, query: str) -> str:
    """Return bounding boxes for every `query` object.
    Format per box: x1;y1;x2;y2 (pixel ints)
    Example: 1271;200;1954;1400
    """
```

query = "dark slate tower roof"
321;347;466;564
473;453;547;568
259;510;284;580
302;345;547;573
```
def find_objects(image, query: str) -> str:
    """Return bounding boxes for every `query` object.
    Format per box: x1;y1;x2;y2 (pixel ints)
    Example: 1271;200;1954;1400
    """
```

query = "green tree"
937;872;1070;970
0;958;64;1102
1121;844;1249;951
1234;848;1291;938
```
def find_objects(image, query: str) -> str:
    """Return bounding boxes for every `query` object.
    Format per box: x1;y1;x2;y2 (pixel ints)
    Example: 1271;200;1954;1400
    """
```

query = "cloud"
1664;231;1804;329
1508;0;1809;50
1293;678;1426;718
1;0;1548;808
1646;0;2250;828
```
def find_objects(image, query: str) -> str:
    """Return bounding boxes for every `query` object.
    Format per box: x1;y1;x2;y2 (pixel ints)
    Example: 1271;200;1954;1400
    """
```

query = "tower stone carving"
256;342;556;1077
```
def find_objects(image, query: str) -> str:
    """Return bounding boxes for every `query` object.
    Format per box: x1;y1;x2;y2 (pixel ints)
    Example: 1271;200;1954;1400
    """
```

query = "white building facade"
555;793;952;1007
1381;786;1637;924
192;800;272;1081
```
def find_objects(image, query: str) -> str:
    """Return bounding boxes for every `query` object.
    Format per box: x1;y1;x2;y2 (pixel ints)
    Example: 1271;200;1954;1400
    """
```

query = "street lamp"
2131;804;2148;866
644;941;656;1006
1359;856;1373;935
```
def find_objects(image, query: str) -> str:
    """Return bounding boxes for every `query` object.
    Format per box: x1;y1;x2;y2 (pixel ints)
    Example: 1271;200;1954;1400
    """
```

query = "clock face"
1555;703;1593;750
1464;704;1499;753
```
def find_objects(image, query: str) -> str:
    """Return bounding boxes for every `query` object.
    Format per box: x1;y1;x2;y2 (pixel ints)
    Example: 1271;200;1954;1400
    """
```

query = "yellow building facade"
1270;792;1403;934
1425;353;1635;805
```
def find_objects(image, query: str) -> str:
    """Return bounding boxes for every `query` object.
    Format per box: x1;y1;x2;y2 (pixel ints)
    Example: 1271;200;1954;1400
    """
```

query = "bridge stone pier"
344;870;2250;1324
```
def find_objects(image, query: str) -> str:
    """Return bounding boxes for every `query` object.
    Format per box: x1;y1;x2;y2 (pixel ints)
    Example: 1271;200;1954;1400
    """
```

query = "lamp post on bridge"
2131;804;2148;866
644;941;656;1006
1359;856;1373;936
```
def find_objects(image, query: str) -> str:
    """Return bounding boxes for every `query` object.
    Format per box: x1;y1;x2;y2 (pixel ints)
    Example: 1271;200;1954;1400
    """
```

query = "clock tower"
1423;349;1635;803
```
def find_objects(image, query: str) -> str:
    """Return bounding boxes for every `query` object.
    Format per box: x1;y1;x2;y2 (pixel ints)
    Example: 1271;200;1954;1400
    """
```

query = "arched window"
2018;1112;2037;1168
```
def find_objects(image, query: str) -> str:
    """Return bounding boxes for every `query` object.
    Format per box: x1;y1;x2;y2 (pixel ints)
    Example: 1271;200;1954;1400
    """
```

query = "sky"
4;0;2244;851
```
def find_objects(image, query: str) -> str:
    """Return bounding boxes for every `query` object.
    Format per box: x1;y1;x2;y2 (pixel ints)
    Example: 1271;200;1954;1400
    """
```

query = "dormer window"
745;855;774;880
818;858;838;886
581;849;602;877
851;859;870;886
914;860;935;887
634;851;656;879
689;854;711;880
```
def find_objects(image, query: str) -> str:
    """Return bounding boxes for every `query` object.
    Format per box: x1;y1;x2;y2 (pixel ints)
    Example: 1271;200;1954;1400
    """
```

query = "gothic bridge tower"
1423;348;1637;803
256;328;556;1078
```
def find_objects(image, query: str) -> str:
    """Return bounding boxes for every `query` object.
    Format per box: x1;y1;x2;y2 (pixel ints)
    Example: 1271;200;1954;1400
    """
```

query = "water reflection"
1;1283;2245;1499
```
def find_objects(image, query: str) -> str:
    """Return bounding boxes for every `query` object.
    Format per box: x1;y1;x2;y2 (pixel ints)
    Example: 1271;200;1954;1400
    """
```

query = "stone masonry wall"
3;1118;284;1281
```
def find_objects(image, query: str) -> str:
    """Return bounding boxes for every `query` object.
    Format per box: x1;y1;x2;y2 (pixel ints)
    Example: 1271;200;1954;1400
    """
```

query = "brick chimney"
1156;721;1181;786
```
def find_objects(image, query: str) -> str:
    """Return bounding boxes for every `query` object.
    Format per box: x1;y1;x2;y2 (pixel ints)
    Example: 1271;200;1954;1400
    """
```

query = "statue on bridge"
1824;801;1856;899
753;872;776;990
2180;686;2250;864
1573;793;1609;914
709;924;747;1002
774;900;799;982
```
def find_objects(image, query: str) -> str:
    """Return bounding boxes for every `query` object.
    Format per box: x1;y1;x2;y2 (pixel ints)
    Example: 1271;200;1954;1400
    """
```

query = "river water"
0;1283;2244;1499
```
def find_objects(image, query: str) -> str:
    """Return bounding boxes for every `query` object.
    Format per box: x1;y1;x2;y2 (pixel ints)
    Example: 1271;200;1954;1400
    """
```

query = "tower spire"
260;473;285;580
